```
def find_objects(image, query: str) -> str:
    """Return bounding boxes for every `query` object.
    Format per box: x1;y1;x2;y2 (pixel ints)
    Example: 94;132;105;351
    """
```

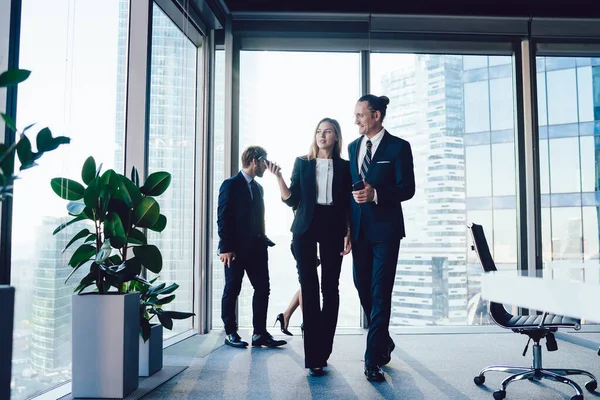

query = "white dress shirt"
356;127;385;203
315;158;333;205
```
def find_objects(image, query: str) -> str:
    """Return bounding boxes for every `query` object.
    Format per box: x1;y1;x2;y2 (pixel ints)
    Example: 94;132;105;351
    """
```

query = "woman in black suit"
267;117;352;377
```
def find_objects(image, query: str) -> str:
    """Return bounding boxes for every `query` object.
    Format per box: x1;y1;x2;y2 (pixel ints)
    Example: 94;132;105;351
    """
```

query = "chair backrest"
468;222;497;273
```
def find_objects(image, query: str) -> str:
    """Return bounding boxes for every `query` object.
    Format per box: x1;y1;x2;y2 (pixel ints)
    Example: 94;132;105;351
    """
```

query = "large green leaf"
131;166;139;187
51;178;85;201
128;228;147;245
156;309;173;330
148;214;167;233
95;240;113;264
1;113;17;132
147;282;166;297
83;177;101;209
117;174;142;208
140;172;171;196
105;212;126;248
53;215;85;235
81;156;96;185
67;201;86;216
132;197;160;228
153;283;179;296
0;143;15;177
120;258;143;282
16;135;35;170
107;199;131;230
68;244;96;268
133;244;162;274
161;310;195;319
65;260;92;284
35;127;70;153
62;228;90;253
0;69;31;87
155;294;175;305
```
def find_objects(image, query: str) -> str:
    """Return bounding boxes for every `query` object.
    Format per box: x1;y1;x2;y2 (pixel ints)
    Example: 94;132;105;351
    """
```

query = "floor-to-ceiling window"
371;53;517;326
146;2;198;338
211;49;226;329
537;56;600;285
233;51;362;329
10;1;127;398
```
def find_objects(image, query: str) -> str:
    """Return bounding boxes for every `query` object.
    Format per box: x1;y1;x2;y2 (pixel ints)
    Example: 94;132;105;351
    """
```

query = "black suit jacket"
283;156;351;237
348;131;415;242
217;171;272;257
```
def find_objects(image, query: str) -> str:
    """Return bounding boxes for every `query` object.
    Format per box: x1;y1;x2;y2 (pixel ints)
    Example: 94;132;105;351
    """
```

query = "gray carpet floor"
141;329;600;400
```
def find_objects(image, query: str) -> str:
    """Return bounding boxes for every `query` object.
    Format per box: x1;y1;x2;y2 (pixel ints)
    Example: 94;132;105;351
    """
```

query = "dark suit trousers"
293;205;344;368
221;240;270;335
352;222;400;366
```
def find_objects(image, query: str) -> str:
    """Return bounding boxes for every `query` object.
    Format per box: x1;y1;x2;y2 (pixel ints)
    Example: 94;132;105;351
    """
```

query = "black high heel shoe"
274;313;293;336
300;322;304;338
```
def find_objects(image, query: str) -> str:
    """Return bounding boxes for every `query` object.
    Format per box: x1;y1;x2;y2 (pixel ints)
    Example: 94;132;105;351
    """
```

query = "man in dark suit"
348;95;415;381
217;145;286;349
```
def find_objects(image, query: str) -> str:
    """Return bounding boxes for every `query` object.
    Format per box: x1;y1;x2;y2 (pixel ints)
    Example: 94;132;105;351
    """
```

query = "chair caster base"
586;380;597;392
570;395;583;400
493;390;506;400
474;375;485;385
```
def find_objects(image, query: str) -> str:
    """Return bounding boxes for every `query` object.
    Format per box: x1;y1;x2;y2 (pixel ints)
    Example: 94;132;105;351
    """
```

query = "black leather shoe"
381;338;396;366
364;362;385;382
252;332;287;347
224;333;248;348
309;368;325;377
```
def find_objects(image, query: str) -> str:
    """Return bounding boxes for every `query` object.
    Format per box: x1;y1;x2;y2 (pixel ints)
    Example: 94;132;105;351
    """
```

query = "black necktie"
360;140;372;179
250;179;260;202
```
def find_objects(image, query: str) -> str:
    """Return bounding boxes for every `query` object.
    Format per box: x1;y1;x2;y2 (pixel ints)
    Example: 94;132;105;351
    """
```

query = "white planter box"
72;292;140;398
0;285;15;400
139;324;163;376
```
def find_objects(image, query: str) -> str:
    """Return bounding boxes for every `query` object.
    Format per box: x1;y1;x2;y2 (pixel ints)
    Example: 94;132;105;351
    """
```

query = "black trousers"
351;223;400;366
293;205;344;369
221;241;270;335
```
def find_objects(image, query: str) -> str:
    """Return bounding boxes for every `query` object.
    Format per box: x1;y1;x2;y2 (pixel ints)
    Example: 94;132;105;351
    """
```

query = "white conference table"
481;262;600;323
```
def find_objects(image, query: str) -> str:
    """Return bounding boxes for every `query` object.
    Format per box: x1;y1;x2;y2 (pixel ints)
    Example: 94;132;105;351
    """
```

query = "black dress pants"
293;205;344;368
351;224;400;366
221;241;269;335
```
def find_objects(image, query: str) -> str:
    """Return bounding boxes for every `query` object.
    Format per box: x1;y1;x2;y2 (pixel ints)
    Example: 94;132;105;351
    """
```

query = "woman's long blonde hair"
307;117;343;160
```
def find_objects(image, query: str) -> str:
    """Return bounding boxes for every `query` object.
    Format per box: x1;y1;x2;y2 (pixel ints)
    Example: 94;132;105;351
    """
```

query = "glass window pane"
466;146;492;197
10;1;128;397
537;72;548;127
551;207;583;260
490;77;514;131
211;50;226;329
549;137;581;194
146;3;197;338
235;51;362;329
580;135;598;192
583;207;600;261
539;139;550;194
463;55;487;70
464;81;490;133
492;142;516;196
578;66;595;123
372;54;517;327
546;68;578;125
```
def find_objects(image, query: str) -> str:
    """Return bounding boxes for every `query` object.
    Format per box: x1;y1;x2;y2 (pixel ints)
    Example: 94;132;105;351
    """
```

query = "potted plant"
0;69;70;400
51;155;170;398
128;278;194;376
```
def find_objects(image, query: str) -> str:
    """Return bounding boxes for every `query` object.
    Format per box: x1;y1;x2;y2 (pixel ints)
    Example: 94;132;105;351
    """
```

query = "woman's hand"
267;160;282;178
340;231;352;256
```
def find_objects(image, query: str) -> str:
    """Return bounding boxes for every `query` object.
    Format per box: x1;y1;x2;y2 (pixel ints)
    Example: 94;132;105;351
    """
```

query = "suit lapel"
351;137;363;181
307;158;316;203
236;171;252;203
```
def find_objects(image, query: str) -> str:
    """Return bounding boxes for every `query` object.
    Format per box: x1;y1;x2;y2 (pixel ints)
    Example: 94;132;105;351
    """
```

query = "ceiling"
222;0;600;19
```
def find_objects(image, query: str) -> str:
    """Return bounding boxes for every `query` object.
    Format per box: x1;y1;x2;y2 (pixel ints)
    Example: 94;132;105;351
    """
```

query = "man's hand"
340;231;352;256
220;252;236;267
352;181;375;204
